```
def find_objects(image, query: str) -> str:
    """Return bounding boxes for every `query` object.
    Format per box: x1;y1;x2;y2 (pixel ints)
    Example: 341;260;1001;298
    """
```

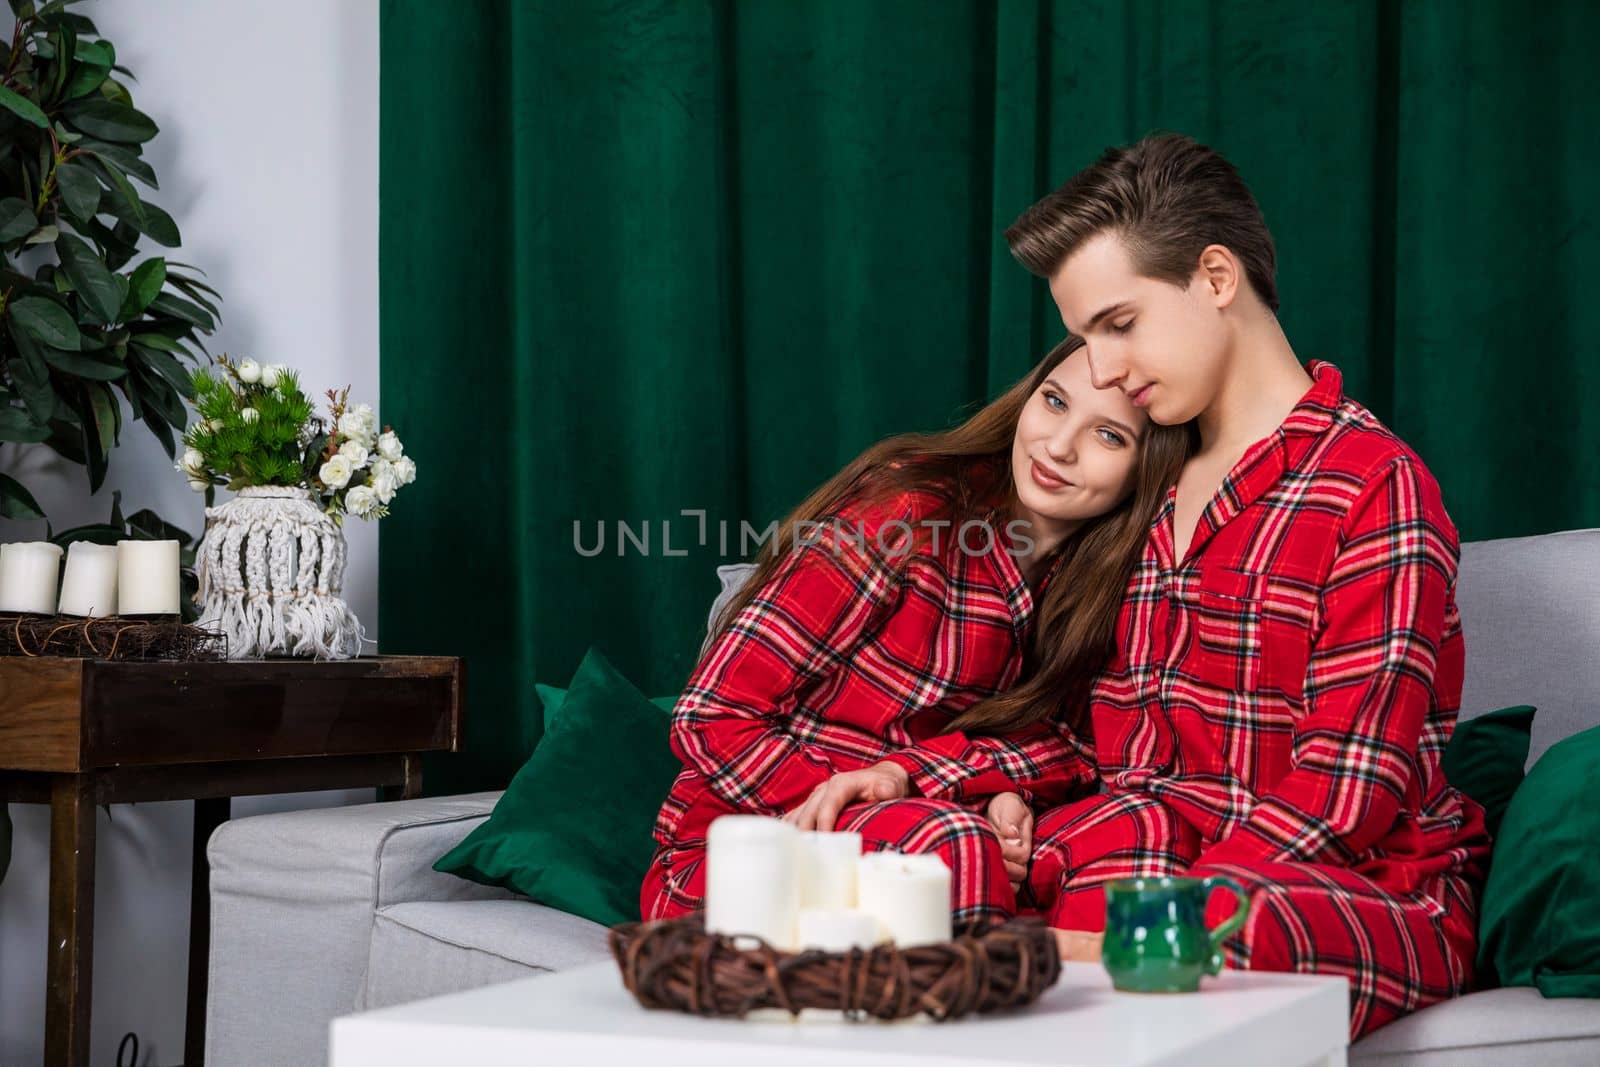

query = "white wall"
0;2;380;1063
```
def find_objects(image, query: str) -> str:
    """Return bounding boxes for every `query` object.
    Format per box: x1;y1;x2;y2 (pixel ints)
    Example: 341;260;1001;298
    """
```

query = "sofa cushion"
1351;986;1600;1064
434;647;683;927
1439;704;1535;839
361;899;611;1010
1476;724;1600;996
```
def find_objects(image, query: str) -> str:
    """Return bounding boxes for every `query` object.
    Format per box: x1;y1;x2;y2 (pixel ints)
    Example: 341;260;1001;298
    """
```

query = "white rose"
371;469;398;504
269;363;291;388
319;454;353;490
393;455;417;486
345;484;379;518
338;439;371;468
240;407;260;423
181;448;205;476
259;364;280;388
237;359;261;384
376;430;404;461
369;457;395;481
206;418;225;433
337;403;376;445
187;476;209;492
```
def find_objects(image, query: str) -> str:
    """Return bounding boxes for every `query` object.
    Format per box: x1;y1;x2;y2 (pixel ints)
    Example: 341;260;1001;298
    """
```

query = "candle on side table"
857;852;953;947
704;815;800;950
795;908;881;952
798;830;861;909
57;542;119;617
0;542;64;614
117;540;180;616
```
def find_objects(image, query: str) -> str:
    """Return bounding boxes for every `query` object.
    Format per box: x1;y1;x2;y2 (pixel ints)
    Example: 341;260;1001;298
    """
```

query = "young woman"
1004;133;1490;1038
641;336;1192;926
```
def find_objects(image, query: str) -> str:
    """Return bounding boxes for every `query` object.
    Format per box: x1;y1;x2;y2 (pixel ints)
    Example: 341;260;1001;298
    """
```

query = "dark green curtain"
379;0;1600;792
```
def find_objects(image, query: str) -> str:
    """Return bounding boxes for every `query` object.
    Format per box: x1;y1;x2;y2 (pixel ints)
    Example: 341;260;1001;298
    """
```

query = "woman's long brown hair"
709;335;1193;734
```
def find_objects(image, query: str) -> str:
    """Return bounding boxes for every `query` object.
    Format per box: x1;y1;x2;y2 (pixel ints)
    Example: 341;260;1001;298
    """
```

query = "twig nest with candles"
610;914;1060;1021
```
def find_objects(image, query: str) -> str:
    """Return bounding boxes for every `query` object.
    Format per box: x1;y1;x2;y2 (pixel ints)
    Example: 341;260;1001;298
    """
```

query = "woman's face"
1046;230;1233;427
1010;346;1147;542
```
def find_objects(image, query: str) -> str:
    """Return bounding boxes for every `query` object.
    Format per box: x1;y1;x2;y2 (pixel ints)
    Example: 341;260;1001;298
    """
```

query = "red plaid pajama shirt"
641;482;1094;926
1028;360;1490;1038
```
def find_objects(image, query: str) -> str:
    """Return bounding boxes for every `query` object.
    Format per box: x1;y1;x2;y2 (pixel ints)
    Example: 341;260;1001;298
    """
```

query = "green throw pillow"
435;648;683;927
1476;724;1600;997
1441;705;1536;839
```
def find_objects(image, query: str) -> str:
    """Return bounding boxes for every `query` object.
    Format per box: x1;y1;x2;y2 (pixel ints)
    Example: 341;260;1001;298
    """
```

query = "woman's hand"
784;762;910;831
986;791;1033;887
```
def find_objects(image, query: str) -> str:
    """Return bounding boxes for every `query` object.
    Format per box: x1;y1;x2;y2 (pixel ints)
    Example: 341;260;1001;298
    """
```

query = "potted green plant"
0;0;222;884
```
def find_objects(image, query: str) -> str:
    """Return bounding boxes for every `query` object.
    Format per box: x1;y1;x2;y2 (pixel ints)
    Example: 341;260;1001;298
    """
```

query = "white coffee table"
330;960;1349;1067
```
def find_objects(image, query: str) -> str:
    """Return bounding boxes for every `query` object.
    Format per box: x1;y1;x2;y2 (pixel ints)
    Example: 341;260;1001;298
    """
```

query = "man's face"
1047;230;1229;427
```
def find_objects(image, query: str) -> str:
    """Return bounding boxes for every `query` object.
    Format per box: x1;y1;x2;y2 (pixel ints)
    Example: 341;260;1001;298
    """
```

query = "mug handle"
1200;876;1250;976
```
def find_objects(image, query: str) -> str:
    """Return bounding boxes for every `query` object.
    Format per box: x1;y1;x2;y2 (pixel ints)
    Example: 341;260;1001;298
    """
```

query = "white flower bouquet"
179;355;417;522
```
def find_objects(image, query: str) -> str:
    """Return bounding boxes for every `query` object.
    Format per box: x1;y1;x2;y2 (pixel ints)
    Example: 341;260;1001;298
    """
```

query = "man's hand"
985;791;1033;888
784;762;911;831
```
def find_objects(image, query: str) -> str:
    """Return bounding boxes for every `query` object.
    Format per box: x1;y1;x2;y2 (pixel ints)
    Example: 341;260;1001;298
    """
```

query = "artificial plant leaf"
42;346;123;380
85;378;116;455
0;406;50;442
74;137;156;188
132;363;186;428
55;230;122;323
0;197;38;242
0;83;49;128
83;154;144;224
10;295;82;348
0;472;45;519
130;342;194;397
62;39;110;100
119;256;164;318
6;327;57;423
72;387;107;491
147;291;213;330
54;161;100;219
61;97;157;143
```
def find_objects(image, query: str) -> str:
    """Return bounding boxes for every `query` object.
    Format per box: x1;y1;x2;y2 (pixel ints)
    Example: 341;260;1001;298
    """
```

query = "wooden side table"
0;654;465;1067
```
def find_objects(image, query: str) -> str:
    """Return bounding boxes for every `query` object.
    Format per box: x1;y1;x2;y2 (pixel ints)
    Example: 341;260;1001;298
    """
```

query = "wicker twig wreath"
609;914;1060;1022
0;613;227;661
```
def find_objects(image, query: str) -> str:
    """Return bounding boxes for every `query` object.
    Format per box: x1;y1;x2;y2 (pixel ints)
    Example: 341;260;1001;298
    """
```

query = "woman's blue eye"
1112;320;1134;334
1098;428;1126;447
1044;391;1065;411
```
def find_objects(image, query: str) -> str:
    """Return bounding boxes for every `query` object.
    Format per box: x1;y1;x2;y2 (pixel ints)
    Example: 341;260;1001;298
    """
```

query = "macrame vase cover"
196;486;364;659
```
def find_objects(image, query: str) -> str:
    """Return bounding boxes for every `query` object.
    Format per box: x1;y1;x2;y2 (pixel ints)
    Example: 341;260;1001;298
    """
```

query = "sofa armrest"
205;791;509;1067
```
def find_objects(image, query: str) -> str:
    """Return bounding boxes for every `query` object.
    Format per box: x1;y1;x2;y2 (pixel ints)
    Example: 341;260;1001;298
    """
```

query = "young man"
1007;132;1488;1038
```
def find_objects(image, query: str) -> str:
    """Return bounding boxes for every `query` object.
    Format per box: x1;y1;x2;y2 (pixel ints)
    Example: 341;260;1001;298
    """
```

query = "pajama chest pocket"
1191;568;1317;696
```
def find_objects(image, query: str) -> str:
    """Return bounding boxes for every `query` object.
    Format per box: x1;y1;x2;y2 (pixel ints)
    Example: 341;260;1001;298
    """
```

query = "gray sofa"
205;529;1600;1065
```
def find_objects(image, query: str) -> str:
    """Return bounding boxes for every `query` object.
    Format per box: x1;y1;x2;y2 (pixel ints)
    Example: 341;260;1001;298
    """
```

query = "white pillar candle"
798;830;862;909
0;541;64;614
795;908;881;952
857;852;953;947
116;539;181;616
57;542;119;617
704;815;800;950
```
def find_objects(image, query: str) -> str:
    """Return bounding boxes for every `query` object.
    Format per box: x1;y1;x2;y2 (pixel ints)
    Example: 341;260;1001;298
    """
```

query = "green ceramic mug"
1101;875;1250;993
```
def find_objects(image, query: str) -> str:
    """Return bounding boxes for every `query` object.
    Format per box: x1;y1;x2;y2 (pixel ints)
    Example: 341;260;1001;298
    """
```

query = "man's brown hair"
1005;132;1280;313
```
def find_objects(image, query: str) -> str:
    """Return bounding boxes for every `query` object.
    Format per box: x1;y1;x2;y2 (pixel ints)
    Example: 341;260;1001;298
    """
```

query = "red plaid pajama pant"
1025;792;1480;1038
